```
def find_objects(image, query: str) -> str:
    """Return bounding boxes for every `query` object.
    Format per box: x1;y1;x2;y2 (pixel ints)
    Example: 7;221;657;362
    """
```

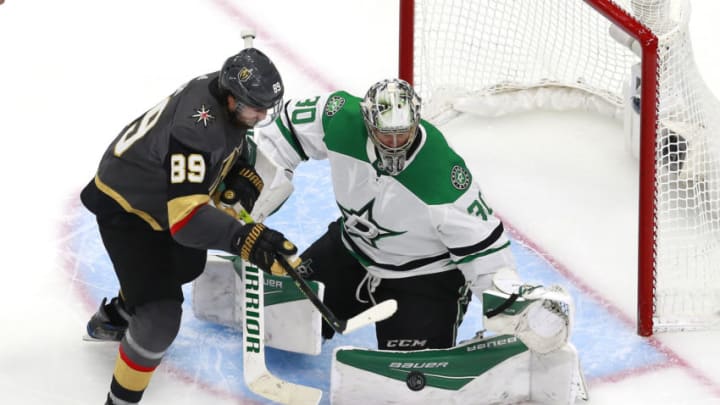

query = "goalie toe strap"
484;293;519;318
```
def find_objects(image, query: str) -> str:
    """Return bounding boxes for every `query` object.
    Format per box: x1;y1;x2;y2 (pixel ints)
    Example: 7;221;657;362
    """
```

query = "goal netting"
399;0;720;335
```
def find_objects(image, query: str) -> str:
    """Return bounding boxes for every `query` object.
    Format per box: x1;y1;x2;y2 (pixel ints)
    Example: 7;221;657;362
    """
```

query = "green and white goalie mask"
483;268;574;354
360;79;421;175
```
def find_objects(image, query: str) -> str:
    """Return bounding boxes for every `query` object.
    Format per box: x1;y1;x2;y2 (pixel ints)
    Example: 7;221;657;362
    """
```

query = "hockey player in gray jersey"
256;79;575;354
80;47;296;405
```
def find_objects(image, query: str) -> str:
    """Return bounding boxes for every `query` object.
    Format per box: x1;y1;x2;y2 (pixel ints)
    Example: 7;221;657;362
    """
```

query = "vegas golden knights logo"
238;67;253;82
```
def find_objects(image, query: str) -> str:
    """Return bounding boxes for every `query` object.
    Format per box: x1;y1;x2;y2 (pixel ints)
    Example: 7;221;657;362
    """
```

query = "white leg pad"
330;336;588;404
192;255;325;355
531;343;589;404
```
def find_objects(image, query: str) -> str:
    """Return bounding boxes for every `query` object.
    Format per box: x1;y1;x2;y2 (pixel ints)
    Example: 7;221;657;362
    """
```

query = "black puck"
406;371;426;391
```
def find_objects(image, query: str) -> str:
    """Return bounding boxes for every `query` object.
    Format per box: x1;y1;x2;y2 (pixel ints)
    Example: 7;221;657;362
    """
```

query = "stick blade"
342;299;398;334
248;374;322;405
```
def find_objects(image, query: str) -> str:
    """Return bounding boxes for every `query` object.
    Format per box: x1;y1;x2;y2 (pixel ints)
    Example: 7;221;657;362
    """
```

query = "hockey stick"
235;208;393;403
272;254;398;334
227;180;396;334
235;203;398;335
242;261;323;405
234;29;320;404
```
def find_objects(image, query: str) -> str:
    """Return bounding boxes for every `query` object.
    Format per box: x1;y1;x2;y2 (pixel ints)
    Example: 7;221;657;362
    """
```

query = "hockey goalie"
193;78;588;404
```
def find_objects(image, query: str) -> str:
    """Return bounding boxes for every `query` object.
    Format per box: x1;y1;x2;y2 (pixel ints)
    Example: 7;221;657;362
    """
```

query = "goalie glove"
217;160;264;218
482;268;574;354
233;223;297;276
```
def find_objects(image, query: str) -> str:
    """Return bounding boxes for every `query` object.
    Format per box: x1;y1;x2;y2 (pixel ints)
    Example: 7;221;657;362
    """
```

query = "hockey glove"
220;160;264;215
233;223;297;275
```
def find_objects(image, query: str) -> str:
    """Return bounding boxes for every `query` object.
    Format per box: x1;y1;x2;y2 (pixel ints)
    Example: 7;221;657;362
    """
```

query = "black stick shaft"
236;209;349;334
275;255;348;333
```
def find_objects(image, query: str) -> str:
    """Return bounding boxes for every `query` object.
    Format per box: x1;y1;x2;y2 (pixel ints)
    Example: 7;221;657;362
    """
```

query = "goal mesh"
403;0;720;334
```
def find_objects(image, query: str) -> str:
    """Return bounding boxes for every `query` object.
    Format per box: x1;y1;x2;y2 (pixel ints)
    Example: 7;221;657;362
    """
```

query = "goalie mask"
219;48;284;127
361;79;421;175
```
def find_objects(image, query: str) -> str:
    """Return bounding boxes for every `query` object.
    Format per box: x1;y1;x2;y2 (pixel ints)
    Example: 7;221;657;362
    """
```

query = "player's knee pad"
482;268;573;354
126;299;183;353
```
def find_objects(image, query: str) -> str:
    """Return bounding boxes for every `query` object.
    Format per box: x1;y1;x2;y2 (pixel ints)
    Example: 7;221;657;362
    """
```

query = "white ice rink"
1;0;720;404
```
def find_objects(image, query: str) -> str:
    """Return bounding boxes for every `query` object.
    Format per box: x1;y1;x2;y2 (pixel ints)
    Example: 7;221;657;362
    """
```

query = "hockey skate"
84;297;130;342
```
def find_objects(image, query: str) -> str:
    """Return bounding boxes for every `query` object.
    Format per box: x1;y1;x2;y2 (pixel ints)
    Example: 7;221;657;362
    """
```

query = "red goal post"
398;0;720;336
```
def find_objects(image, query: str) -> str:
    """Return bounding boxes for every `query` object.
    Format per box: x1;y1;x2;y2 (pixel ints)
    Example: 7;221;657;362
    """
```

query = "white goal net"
401;0;720;334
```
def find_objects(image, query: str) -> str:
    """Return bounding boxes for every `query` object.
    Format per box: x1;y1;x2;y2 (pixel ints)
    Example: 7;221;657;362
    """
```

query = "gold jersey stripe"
167;194;211;229
94;175;163;231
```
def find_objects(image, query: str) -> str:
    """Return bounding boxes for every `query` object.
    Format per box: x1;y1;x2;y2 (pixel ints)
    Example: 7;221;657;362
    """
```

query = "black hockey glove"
233;223;297;275
220;160;264;214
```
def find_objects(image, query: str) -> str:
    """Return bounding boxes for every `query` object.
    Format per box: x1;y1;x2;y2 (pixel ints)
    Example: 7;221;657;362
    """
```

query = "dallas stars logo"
339;200;405;248
325;95;345;117
451;165;471;190
192;104;215;127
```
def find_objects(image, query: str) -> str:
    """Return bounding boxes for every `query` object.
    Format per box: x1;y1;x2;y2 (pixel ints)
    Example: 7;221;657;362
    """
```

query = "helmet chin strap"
227;99;250;128
232;97;281;129
233;99;245;116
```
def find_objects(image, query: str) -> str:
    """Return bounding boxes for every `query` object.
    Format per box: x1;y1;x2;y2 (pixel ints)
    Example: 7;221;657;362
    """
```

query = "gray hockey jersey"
81;73;248;253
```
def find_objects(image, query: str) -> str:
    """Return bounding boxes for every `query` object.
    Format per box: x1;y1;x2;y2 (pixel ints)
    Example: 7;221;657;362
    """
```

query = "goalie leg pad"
331;335;588;404
192;255;325;355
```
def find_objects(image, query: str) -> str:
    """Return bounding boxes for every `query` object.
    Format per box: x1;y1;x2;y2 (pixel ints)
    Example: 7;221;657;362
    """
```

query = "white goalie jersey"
255;90;515;290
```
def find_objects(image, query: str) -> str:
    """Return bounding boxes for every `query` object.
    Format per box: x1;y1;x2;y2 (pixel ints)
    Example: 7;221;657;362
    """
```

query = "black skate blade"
82;332;120;342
